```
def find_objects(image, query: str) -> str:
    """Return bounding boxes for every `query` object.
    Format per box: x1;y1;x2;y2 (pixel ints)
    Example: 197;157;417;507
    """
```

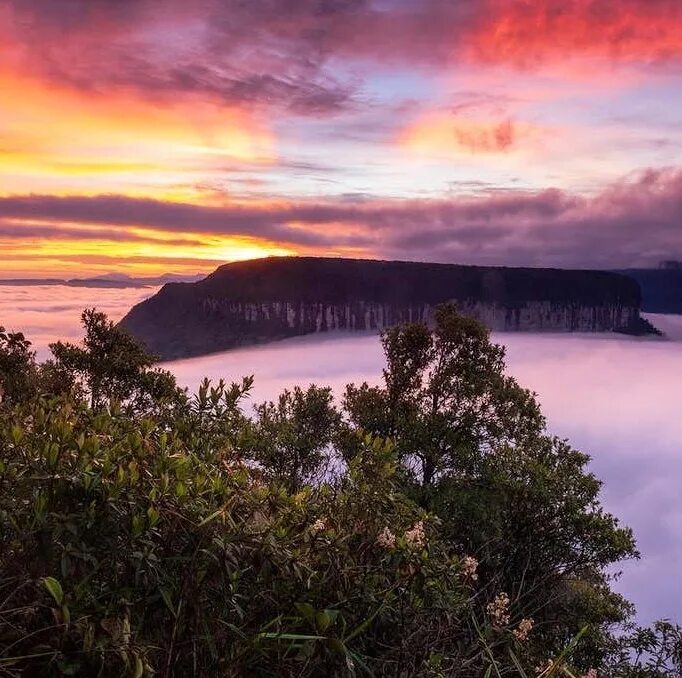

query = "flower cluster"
462;555;479;581
535;659;553;676
376;526;397;549
310;518;327;534
486;592;510;627
513;617;534;642
580;671;598;678
404;520;426;548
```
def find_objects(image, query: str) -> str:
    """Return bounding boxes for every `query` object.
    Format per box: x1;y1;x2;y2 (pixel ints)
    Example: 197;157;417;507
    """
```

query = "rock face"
120;257;649;360
617;268;682;314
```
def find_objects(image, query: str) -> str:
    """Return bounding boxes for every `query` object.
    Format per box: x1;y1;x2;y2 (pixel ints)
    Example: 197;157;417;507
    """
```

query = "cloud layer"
2;167;681;270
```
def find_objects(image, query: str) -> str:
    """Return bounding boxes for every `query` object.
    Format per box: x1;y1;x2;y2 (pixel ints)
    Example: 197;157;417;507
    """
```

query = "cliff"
617;268;682;314
120;257;650;360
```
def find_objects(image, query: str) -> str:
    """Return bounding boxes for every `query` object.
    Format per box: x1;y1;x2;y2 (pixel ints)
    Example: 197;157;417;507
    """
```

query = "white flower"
462;555;479;581
376;526;396;549
311;518;326;533
404;520;426;548
486;592;510;627
513;617;534;642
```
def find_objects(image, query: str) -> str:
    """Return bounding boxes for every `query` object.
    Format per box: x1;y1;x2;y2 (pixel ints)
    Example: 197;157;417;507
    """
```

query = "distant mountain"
617;267;682;314
0;273;205;288
120;256;654;361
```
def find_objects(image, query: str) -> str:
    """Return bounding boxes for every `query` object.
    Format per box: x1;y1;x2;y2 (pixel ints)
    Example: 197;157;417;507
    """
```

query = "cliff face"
617;268;682;314
120;257;648;360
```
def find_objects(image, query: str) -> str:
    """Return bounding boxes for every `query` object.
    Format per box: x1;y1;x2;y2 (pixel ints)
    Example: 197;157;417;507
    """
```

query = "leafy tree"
247;385;341;491
0;327;38;406
344;304;638;667
50;308;181;411
0;390;468;676
345;304;544;486
0;307;678;676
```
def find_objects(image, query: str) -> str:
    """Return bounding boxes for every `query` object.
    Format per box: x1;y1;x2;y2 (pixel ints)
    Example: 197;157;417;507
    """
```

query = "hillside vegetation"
0;307;679;677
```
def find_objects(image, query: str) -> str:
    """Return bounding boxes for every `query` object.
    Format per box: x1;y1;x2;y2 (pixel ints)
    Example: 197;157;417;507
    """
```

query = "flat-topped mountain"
119;256;652;360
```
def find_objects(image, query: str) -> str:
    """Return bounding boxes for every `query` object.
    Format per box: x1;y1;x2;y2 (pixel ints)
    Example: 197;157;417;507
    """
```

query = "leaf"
132;655;144;678
316;610;332;632
42;576;64;605
295;602;315;620
198;507;224;527
10;425;24;445
507;648;529;678
344;603;384;643
160;588;177;618
258;632;325;641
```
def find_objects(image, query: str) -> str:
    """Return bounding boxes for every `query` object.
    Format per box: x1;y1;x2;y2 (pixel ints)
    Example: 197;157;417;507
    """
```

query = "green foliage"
0;304;679;676
0;327;38;405
49;308;182;411
344;304;641;668
247;385;342;491
345;305;544;485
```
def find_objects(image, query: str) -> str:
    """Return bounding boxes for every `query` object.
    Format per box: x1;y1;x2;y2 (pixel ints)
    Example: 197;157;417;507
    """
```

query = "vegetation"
0;307;679;676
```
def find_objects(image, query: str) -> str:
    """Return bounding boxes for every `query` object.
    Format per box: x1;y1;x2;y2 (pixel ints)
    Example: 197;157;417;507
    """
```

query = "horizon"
1;252;676;283
2;0;682;277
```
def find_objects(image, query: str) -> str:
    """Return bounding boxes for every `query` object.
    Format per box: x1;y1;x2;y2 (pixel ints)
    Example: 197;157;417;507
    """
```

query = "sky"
2;0;682;277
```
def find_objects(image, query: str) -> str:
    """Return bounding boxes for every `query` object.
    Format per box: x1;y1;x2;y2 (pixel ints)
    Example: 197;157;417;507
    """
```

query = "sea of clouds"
2;284;681;624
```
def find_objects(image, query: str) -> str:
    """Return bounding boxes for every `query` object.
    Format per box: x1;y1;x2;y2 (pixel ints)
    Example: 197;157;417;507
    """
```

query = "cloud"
1;167;681;268
4;0;682;116
0;220;204;246
400;116;525;155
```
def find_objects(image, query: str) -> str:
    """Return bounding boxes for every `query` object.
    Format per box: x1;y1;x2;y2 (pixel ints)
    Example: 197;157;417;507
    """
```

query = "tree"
247;385;341;491
0;327;38;406
49;308;181;411
0;306;671;676
344;304;638;667
345;304;544;486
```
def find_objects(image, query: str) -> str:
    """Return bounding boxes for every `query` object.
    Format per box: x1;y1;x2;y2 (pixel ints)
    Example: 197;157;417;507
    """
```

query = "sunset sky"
2;0;682;277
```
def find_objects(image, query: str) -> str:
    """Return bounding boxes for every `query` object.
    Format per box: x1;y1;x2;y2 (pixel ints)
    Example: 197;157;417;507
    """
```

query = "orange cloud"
0;68;274;200
399;114;540;157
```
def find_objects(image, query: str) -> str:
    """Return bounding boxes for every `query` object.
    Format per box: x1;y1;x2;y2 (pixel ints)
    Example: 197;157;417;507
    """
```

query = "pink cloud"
2;168;682;269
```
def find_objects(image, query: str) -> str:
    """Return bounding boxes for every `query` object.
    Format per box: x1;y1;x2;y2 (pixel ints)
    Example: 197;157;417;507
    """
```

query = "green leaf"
316;610;332;632
295;602;315;620
42;576;64;605
10;425;24;445
132;655;144;678
258;632;324;641
160;587;176;618
198;507;224;527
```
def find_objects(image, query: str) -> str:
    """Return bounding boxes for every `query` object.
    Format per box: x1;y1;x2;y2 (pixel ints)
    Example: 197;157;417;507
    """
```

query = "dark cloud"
2;168;682;268
0;220;203;246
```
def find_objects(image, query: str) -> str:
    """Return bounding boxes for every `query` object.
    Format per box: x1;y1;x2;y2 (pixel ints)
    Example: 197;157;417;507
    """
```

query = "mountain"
617;266;682;314
119;256;654;361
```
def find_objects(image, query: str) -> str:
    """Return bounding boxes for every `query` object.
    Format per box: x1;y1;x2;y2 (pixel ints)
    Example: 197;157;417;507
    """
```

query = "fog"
2;285;681;624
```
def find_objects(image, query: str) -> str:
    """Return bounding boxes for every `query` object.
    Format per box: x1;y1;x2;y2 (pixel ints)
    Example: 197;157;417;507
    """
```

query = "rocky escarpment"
617;267;682;314
120;257;652;360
